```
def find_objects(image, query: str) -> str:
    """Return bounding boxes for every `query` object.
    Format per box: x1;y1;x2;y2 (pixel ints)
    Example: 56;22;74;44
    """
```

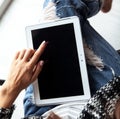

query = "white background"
0;0;120;118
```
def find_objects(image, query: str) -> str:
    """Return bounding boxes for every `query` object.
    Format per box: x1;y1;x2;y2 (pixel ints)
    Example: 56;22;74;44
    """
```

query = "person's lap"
23;0;120;117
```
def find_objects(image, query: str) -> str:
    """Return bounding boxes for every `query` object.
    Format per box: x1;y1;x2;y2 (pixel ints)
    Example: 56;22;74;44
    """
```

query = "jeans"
24;0;120;117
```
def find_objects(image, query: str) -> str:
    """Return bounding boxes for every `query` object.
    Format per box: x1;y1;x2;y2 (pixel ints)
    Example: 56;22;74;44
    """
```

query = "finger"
14;51;20;60
29;41;47;67
30;60;44;82
18;49;26;59
23;48;35;61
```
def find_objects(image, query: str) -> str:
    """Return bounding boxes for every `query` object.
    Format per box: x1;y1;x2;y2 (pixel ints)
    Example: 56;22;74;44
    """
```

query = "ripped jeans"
24;0;120;117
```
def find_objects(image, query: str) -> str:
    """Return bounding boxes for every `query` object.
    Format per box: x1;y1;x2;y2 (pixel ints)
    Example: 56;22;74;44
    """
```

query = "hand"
0;41;47;108
47;112;62;119
101;0;113;13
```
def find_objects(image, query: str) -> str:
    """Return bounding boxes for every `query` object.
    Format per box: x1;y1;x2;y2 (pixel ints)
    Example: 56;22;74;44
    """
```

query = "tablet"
26;16;91;106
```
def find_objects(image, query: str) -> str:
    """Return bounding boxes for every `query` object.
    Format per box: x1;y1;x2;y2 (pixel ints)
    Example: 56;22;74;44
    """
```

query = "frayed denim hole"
55;0;60;4
56;5;77;17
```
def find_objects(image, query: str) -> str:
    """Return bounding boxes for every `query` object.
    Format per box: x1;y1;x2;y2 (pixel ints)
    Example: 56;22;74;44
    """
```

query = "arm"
0;41;47;115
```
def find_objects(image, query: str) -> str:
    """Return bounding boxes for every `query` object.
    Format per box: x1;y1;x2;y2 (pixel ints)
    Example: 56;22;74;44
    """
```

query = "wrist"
0;84;19;108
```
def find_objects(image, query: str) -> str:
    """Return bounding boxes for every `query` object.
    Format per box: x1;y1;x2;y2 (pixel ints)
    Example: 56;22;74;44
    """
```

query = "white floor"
89;0;120;50
0;0;120;118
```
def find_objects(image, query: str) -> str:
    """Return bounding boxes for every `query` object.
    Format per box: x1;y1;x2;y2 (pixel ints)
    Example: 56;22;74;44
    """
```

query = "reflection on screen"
32;23;84;99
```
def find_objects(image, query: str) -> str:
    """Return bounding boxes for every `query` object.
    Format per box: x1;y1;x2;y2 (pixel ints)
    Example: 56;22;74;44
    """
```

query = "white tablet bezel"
26;16;91;106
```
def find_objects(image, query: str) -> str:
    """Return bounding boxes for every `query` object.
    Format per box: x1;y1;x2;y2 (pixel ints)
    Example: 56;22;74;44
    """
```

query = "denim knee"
23;85;55;116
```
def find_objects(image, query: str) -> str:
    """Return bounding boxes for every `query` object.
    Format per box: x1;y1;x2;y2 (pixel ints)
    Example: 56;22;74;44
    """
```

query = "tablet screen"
31;23;84;100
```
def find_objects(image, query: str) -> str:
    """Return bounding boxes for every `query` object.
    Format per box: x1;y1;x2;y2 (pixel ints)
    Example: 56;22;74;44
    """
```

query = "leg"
23;0;120;116
52;0;120;95
23;85;55;117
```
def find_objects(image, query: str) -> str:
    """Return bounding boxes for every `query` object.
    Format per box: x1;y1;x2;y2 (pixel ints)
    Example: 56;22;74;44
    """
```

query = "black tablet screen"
32;23;84;99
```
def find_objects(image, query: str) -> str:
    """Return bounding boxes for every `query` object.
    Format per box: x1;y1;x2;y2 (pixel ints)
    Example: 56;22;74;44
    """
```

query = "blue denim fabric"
24;85;56;116
24;0;120;117
82;21;120;94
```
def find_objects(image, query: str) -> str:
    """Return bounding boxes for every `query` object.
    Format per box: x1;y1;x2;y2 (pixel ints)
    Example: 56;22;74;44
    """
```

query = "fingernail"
41;40;49;46
42;40;46;44
39;60;44;66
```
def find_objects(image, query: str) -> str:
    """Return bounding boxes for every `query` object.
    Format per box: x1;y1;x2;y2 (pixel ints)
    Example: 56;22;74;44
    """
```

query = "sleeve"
0;105;15;119
79;76;120;119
